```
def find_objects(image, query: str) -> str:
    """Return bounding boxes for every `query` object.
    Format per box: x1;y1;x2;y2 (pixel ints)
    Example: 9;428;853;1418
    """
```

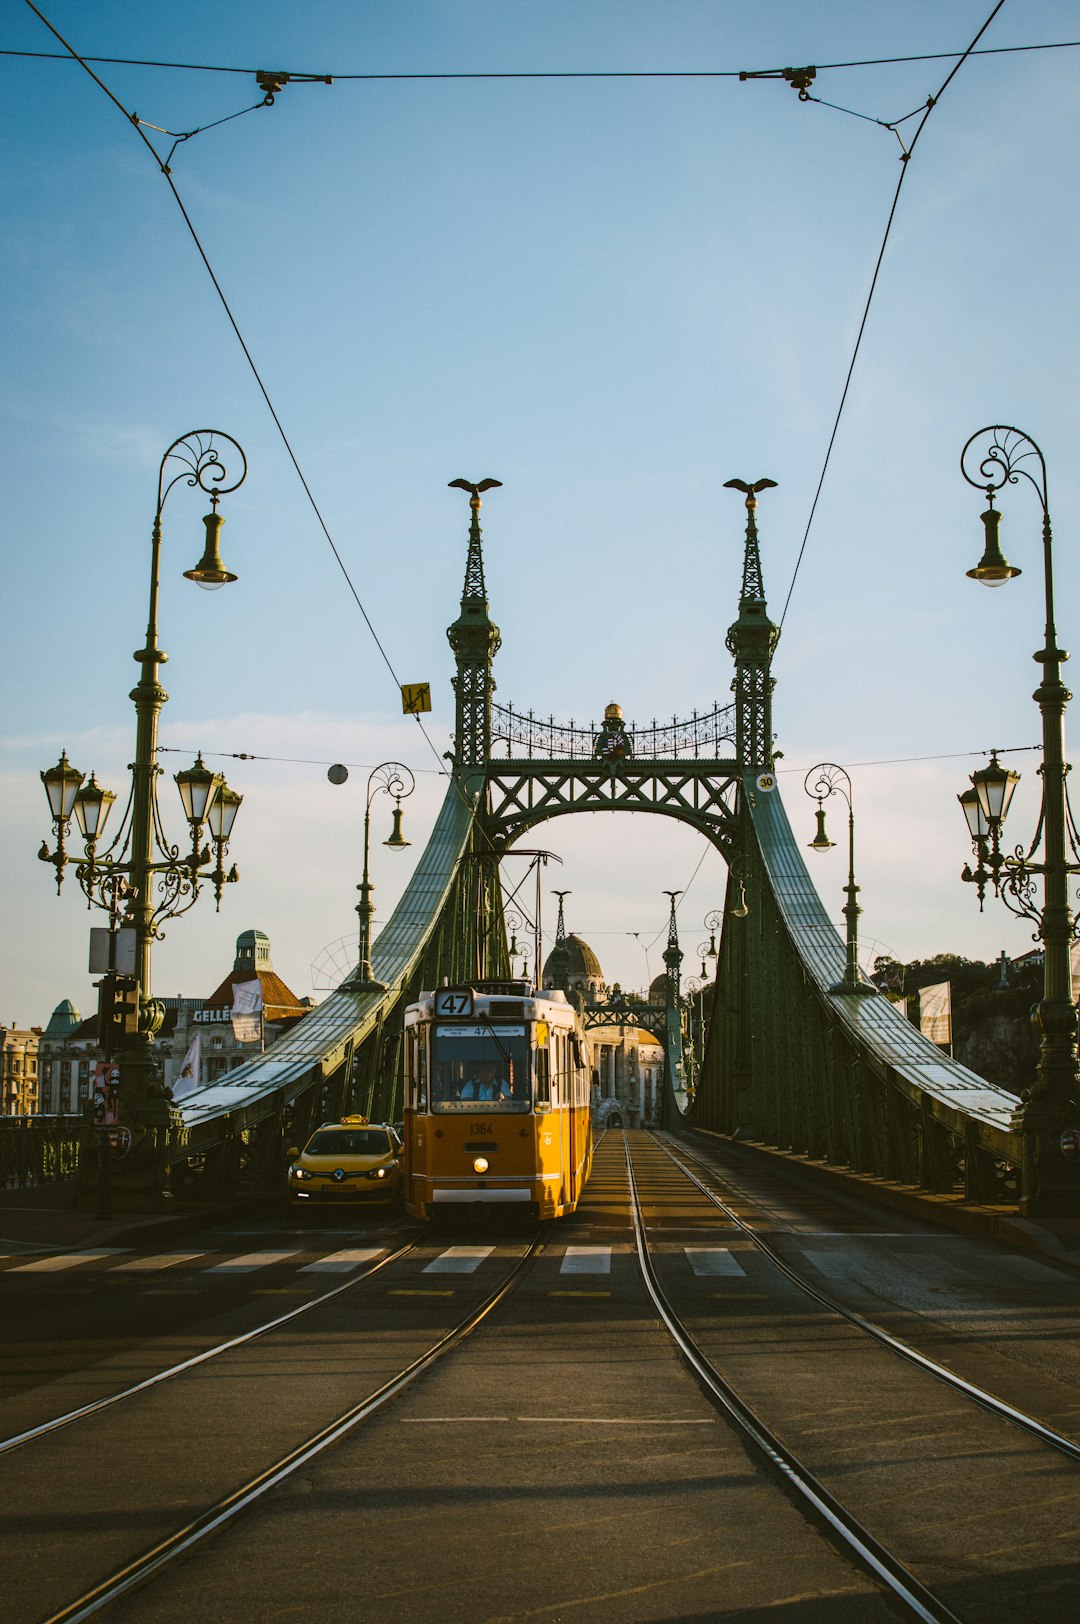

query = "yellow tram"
403;980;593;1219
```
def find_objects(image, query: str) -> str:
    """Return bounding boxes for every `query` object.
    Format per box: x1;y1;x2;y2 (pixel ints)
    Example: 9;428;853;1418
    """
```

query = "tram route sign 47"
400;682;431;715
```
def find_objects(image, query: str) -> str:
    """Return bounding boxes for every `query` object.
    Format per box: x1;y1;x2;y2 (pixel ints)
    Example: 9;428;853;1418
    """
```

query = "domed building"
541;933;605;1003
540;927;663;1130
37;999;93;1114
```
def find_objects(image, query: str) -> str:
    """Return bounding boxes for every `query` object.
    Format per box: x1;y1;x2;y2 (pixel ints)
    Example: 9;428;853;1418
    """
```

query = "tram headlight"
472;1156;489;1174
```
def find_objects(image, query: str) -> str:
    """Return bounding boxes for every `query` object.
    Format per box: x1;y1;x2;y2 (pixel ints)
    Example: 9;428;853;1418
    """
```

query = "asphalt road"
2;1131;1079;1622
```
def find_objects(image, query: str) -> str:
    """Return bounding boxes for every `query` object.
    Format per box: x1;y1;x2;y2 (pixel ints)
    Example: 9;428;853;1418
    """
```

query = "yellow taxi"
287;1116;403;1210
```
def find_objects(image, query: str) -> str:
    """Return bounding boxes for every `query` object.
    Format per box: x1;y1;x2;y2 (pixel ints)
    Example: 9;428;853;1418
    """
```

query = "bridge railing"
0;1115;82;1189
492;701;736;760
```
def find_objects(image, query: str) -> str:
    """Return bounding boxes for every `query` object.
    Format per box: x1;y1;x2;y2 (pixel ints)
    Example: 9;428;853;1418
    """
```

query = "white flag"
173;1032;201;1099
231;979;263;1044
919;981;952;1048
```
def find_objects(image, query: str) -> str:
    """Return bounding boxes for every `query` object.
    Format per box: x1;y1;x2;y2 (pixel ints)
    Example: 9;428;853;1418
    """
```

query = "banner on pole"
173;1032;202;1099
231;979;264;1044
919;981;952;1048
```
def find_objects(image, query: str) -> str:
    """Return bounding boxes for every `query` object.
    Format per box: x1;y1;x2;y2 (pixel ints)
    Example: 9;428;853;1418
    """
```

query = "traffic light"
96;973;140;1058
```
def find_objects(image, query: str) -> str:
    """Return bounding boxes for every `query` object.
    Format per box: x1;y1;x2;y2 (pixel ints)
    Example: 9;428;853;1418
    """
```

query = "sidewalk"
688;1128;1080;1268
0;1180;279;1253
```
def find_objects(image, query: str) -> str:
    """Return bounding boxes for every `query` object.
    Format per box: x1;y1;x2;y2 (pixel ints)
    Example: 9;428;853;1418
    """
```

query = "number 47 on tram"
403;980;593;1220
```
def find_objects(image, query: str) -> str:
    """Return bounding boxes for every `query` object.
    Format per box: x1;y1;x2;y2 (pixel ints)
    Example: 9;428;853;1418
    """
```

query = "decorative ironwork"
491;700;736;760
724;478;779;769
447;480;502;766
484;760;739;852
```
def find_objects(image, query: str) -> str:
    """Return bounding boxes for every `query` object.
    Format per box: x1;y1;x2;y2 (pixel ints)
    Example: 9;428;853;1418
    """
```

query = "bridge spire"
549;889;572;992
447;479;503;767
724;478;780;769
662;890;683;1008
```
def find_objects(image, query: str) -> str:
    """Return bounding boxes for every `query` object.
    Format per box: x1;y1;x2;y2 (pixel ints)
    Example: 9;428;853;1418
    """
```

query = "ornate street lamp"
804;762;876;996
353;761;416;987
37;429;248;1207
959;424;1080;1215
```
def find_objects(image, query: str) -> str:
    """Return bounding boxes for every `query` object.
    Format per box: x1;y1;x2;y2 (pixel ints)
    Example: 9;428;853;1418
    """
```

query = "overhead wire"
3;38;1077;78
776;0;1008;631
14;0;1034;951
20;0;486;848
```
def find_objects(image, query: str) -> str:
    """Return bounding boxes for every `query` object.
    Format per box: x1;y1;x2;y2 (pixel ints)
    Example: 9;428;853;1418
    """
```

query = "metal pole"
358;790;375;983
960;425;1080;1216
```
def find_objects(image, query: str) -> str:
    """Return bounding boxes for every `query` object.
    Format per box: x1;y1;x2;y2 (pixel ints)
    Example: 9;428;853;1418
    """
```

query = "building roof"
44;999;83;1038
542;933;603;983
203;967;308;1019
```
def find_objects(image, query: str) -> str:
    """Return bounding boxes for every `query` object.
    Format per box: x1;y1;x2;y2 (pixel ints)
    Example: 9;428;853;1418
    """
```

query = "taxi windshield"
431;1025;530;1112
305;1129;391;1156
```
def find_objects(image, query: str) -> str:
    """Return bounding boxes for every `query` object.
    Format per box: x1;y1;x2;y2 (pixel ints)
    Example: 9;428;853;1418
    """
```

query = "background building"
1;1021;43;1115
542;933;663;1129
32;929;312;1110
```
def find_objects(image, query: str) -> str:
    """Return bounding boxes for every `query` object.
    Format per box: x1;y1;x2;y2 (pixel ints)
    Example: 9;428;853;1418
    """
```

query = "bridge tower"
447;479;502;769
724;478;780;769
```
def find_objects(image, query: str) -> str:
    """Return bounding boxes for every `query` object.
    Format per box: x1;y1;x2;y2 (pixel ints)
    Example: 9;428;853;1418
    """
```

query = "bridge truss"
170;479;1026;1210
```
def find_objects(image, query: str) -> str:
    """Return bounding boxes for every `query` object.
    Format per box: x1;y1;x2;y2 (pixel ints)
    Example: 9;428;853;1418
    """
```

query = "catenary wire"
776;0;1007;632
3;39;1078;78
20;1;503;865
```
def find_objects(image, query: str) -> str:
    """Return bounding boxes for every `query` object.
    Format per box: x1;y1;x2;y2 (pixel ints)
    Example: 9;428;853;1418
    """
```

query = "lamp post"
804;762;876;996
38;430;248;1209
959;424;1080;1216
353;761;415;987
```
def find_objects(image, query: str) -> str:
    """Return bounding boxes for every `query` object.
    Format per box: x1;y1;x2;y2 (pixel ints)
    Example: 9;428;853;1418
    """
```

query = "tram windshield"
431;1024;530;1112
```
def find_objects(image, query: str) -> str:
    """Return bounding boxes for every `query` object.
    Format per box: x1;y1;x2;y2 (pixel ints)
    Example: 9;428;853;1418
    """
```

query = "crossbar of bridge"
179;777;477;1140
748;777;1020;1153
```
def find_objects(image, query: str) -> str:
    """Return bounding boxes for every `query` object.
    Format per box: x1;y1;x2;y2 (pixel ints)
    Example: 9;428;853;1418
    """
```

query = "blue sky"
4;2;1079;1025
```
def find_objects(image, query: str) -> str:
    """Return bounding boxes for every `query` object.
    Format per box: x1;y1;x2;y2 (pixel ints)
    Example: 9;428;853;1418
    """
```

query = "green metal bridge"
177;479;1026;1209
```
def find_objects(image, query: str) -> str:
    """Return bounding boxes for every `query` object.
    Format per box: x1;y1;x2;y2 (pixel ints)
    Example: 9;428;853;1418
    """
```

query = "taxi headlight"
363;1165;391;1180
291;1166;313;1181
472;1156;489;1174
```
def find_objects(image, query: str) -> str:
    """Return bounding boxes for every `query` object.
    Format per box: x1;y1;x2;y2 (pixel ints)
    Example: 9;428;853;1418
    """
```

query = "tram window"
430;1025;530;1112
534;1045;550;1108
415;1042;427;1110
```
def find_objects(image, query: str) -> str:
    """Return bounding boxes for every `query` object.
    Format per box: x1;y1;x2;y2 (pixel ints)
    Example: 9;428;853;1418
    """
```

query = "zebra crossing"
1;1240;1071;1292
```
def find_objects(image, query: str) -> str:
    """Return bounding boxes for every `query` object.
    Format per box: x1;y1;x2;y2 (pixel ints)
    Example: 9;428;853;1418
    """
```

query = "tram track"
657;1128;1080;1463
7;1233;542;1624
622;1133;963;1624
0;1240;417;1459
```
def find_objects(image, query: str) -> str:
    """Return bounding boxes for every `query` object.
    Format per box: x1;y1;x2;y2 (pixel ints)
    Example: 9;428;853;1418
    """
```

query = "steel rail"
41;1233;543;1624
622;1134;963;1624
659;1129;1080;1466
0;1240;417;1459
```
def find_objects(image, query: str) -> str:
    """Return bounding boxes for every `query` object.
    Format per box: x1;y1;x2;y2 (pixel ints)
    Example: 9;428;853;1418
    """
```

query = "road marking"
388;1288;455;1296
112;1252;207;1273
560;1246;611;1274
550;1289;611;1298
423;1246;494;1274
684;1247;746;1277
204;1251;297;1274
299;1247;384;1273
11;1249;130;1273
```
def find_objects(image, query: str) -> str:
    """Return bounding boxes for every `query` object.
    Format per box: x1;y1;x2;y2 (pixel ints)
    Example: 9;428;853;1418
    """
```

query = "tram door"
562;1032;576;1209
